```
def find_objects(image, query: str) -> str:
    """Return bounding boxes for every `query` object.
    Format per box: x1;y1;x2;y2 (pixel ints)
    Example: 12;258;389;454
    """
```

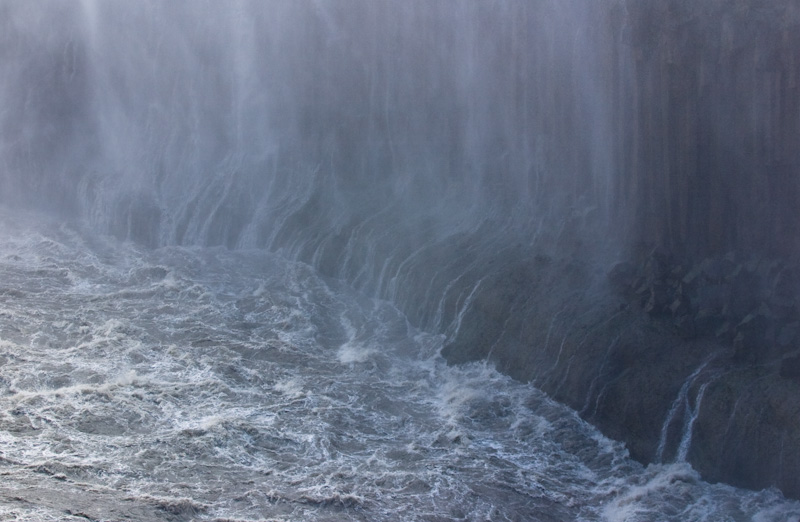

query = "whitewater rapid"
0;210;797;522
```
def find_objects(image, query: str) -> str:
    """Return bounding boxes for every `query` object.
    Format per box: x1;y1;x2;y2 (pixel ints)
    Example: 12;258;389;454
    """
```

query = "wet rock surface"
613;248;800;366
441;247;800;500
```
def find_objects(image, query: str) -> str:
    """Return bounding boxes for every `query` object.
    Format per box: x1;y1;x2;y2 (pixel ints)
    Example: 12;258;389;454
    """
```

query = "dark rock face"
780;355;800;382
604;249;800;495
690;371;800;497
438;250;800;499
614;248;800;365
613;0;800;260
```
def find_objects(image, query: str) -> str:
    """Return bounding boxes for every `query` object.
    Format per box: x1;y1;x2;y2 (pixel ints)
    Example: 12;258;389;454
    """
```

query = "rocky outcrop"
610;249;800;366
440;248;800;499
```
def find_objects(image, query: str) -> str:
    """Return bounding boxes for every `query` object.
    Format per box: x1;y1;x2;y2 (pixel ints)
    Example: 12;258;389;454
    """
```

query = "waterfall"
656;359;715;464
2;0;800;500
0;1;619;262
675;380;711;463
2;2;798;262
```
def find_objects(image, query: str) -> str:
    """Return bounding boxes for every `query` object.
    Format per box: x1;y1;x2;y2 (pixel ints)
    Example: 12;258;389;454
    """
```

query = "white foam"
601;463;700;522
337;342;375;364
114;369;139;387
252;281;267;297
274;378;305;399
2;214;800;522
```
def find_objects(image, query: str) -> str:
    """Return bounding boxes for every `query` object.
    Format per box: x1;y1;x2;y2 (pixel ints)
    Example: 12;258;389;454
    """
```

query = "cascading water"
2;0;617;256
2;206;799;522
2;1;800;520
656;359;716;464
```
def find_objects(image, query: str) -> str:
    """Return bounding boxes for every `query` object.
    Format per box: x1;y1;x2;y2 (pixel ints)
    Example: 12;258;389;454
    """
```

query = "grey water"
1;210;799;522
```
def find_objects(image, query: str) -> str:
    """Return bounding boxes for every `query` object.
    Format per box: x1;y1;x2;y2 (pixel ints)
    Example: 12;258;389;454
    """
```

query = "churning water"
1;210;799;522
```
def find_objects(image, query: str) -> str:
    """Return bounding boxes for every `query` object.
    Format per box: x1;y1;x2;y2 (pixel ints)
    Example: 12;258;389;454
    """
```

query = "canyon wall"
1;0;799;497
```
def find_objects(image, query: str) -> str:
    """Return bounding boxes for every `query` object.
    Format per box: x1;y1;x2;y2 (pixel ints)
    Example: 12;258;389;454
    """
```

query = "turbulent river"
0;210;798;522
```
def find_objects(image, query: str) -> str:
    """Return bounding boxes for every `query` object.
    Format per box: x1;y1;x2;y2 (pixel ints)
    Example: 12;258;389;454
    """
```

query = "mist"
1;1;619;252
2;0;800;507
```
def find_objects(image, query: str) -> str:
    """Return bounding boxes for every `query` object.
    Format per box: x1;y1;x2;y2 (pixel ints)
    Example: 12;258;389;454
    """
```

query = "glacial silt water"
1;211;799;521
